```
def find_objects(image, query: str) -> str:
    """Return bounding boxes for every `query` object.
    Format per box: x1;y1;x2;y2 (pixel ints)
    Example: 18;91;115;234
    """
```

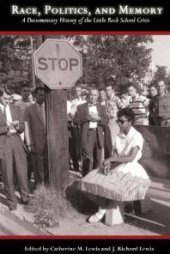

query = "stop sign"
34;39;83;89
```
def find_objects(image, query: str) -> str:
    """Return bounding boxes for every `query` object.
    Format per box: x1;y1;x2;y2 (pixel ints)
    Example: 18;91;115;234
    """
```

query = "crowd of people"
0;80;169;224
67;80;170;223
68;80;170;176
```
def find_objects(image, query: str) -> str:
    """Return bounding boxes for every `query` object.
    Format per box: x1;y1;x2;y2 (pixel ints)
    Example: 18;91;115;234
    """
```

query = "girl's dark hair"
117;108;135;123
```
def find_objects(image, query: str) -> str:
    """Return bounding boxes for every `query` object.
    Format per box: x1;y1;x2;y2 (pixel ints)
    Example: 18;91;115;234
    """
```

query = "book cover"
0;0;170;253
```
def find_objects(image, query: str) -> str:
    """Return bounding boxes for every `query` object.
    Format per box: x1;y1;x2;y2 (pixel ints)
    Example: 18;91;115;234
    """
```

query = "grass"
26;180;98;229
26;184;73;228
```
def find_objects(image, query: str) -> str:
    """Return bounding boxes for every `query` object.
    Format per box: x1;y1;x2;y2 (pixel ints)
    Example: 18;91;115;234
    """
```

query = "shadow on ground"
127;199;170;235
66;180;98;216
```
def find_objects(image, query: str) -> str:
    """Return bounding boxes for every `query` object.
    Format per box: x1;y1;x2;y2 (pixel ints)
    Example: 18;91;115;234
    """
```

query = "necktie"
39;105;45;127
2;106;7;121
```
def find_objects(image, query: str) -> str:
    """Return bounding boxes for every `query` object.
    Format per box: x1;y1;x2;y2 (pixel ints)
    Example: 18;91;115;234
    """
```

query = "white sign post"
34;39;83;89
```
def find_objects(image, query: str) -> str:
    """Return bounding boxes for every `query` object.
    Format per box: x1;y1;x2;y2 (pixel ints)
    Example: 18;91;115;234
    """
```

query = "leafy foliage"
149;65;170;91
0;35;34;92
71;35;153;93
0;35;153;95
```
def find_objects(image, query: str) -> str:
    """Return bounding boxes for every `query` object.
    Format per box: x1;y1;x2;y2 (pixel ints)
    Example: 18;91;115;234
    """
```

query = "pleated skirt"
80;162;150;201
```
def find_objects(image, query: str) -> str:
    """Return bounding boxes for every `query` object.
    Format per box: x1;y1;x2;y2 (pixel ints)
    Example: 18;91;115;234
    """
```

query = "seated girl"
79;108;150;223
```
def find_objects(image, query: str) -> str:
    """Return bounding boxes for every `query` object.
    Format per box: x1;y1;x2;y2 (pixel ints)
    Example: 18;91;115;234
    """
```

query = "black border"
0;0;170;253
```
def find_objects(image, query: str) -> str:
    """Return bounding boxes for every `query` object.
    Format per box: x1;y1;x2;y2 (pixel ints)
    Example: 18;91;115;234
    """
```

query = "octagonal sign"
34;39;83;89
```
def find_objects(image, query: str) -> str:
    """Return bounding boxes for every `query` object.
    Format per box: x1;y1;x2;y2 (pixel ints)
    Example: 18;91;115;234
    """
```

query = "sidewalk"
0;175;170;236
0;209;45;235
0;182;47;235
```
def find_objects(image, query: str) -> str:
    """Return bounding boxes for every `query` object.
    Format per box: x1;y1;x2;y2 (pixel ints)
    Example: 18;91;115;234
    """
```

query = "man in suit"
24;87;46;186
74;88;109;176
0;89;30;211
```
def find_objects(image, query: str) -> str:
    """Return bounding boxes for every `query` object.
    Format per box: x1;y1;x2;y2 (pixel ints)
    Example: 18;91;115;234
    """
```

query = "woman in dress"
79;108;150;223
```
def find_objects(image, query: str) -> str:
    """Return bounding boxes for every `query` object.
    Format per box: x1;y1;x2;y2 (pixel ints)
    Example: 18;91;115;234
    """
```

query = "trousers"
82;129;102;176
1;135;30;207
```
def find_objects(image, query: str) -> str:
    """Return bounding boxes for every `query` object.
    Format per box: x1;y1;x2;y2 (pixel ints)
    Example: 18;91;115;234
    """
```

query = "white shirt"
67;100;72;115
3;104;16;133
0;103;5;112
70;98;86;116
88;104;98;129
115;127;144;162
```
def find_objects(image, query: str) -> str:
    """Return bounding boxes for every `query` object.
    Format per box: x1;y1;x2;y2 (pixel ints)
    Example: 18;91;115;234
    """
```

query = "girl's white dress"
80;127;150;201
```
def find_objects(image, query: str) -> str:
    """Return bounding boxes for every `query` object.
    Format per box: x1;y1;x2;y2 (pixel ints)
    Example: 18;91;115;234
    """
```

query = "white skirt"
80;161;150;201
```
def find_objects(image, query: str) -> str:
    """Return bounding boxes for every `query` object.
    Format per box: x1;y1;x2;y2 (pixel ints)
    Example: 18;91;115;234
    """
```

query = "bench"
105;176;170;226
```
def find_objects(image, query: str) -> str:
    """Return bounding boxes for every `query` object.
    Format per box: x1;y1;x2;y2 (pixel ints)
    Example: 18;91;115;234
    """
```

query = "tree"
0;35;153;95
71;35;153;94
149;65;170;91
150;65;167;83
0;36;15;88
0;35;35;92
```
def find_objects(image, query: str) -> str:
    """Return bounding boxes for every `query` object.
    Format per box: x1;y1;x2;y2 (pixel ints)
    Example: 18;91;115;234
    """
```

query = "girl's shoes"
87;208;106;223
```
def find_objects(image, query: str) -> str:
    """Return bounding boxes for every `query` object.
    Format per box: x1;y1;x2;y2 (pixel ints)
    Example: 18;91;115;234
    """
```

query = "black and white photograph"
0;34;170;237
0;0;170;253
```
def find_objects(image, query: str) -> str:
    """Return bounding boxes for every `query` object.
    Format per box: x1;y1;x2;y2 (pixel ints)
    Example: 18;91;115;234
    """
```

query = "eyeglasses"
117;119;128;125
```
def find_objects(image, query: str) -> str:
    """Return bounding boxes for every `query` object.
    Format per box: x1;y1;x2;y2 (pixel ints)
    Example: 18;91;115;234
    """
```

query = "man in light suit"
24;87;46;186
0;89;30;211
74;88;109;176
